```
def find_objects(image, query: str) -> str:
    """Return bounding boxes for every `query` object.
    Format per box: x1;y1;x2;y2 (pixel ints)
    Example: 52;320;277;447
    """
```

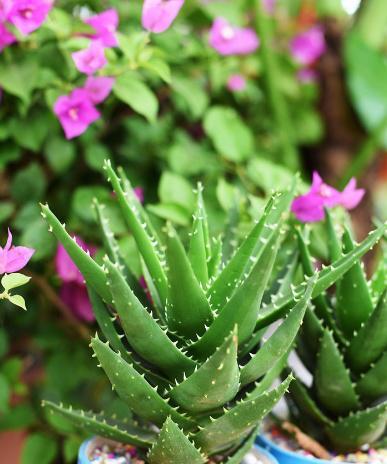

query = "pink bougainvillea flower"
0;22;16;51
297;68;317;83
290;25;326;66
291;172;365;222
7;0;52;36
0;0;12;21
54;88;100;139
227;74;246;92
0;229;35;274
85;9;119;48
83;76;115;104
209;18;259;56
72;40;107;75
56;236;96;322
142;0;184;33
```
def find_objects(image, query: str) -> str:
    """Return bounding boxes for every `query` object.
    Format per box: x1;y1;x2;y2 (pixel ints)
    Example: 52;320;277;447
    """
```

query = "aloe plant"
40;162;386;463
289;213;387;452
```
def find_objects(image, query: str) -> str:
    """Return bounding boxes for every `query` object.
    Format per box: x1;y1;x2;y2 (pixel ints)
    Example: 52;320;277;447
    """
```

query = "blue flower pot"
256;434;342;464
78;437;279;463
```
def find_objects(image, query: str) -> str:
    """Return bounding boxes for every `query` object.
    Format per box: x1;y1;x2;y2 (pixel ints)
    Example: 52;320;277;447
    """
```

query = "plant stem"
338;114;387;189
255;0;300;172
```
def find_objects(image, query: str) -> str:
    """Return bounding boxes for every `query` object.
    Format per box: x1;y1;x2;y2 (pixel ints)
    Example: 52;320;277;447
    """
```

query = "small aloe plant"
289;213;387;452
40;162;386;463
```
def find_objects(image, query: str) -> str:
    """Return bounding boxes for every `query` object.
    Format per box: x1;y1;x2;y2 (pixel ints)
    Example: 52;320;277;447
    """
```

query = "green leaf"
170;328;239;413
247;158;295;194
159;171;195;213
11;163;47;203
356;351;387;401
114;72;158;123
193;375;292;455
8;294;27;311
142;58;171;84
0;202;14;224
42;401;156;447
166;223;212;339
148;418;205;464
326;402;387;451
223;428;258;464
240;275;316;387
0;374;10;414
1;273;30;291
45;136;75;173
203;106;254;162
172;75;209;119
0;58;39;104
370;244;387;300
20;218;56;261
346;290;387;372
21;433;58;464
104;258;196;379
315;329;360;416
91;336;194;428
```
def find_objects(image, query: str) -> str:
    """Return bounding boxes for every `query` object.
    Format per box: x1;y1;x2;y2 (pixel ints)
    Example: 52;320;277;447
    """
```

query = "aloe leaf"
104;161;168;305
207;236;223;280
240;275;316;387
193;375;293;455
91;336;194;428
356;351;387;401
325;209;342;262
140;257;165;323
326;402;387;451
256;222;386;328
42;401;156;447
370;243;387;300
289;378;334;427
169;327;239;413
347;290;387;372
296;307;324;371
208;182;295;312
40;204;111;303
148;418;205;464
222;428;257;464
190;228;281;359
105;259;196;379
238;328;265;359
315;329;360;416
165;223;212;339
88;289;170;388
335;228;374;336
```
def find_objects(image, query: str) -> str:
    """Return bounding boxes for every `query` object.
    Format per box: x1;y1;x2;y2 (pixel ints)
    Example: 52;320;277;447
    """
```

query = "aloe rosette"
289;213;387;452
40;162;386;463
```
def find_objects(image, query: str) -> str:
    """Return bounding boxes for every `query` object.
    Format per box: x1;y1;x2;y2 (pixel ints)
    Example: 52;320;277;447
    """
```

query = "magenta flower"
209;18;259;56
291;172;365;222
134;187;144;203
290;26;326;66
83;76;115;104
56;237;96;322
142;0;184;33
53;88;100;140
297;68;317;83
7;0;52;36
85;9;119;48
227;74;246;92
72;40;107;75
0;0;12;22
0;22;16;52
0;229;35;274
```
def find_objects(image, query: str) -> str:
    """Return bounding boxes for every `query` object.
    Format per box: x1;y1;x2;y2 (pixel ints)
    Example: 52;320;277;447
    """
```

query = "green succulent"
289;213;387;452
40;162;386;463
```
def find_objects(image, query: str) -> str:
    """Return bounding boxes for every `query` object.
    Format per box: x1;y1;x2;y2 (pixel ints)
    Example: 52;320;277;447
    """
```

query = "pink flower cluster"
54;9;118;139
209;18;259;56
142;0;185;33
0;0;52;52
291;172;365;222
55;236;96;322
0;228;34;274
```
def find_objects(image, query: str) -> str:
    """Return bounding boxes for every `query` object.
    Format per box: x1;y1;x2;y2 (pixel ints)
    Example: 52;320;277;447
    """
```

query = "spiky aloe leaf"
193;374;293;455
165;223;212;338
190;228;281;359
88;289;171;388
42;401;156;447
315;330;360;416
238;328;265;359
356;351;387;401
240;275;316;387
207;180;296;311
325;209;342;262
148;418;205;464
40;204;111;303
91;336;194;428
335;228;374;337
325;402;387;452
222;428;258;464
207;236;223;280
296;306;324;371
256;222;387;328
169;328;239;413
104;258;196;379
370;244;387;300
104;161;168;306
346;290;387;372
289;378;334;427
